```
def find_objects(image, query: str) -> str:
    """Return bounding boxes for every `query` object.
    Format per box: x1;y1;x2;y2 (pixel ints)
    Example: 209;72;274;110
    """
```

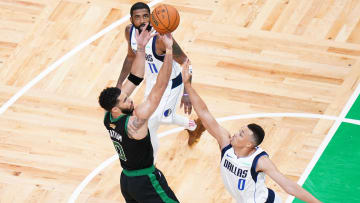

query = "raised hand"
181;59;191;85
180;59;192;114
135;23;156;49
158;33;173;50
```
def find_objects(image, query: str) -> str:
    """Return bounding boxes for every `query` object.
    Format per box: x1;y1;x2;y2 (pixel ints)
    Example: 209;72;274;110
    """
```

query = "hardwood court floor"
0;0;360;202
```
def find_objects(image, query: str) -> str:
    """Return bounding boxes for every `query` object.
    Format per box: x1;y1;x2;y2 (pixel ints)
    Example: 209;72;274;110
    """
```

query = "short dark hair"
98;87;121;112
130;2;150;17
248;123;265;146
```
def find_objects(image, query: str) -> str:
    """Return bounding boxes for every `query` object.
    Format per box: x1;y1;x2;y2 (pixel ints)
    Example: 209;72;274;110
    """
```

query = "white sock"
173;114;196;131
173;114;189;127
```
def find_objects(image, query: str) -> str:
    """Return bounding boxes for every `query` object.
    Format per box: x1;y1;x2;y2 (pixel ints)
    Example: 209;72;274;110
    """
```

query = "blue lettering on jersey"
224;159;248;178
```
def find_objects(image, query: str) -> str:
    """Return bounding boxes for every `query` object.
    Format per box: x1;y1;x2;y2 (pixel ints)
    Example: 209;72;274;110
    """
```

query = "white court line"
70;112;360;202
0;0;164;115
286;84;360;203
2;0;357;200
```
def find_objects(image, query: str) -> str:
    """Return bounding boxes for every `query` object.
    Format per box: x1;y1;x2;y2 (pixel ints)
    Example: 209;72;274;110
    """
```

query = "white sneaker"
185;120;197;131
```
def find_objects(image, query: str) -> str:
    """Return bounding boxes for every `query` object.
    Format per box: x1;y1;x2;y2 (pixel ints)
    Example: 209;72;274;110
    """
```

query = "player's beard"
135;23;146;34
120;105;134;115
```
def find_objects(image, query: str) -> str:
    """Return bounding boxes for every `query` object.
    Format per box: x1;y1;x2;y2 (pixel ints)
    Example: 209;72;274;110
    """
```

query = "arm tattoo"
172;41;186;64
132;117;146;130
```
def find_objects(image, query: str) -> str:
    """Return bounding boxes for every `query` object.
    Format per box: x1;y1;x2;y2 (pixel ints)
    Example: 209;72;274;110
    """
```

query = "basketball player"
181;63;322;203
98;25;179;202
116;2;205;156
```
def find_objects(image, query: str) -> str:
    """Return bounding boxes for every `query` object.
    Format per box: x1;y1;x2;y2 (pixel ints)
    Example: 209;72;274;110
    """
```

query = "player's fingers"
182;61;189;72
180;101;183;109
188;106;192;114
165;33;172;38
149;30;156;38
185;103;190;114
135;28;139;38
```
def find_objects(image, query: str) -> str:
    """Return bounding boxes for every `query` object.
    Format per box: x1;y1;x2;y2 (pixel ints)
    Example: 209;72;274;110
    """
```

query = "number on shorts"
238;178;246;190
112;141;127;161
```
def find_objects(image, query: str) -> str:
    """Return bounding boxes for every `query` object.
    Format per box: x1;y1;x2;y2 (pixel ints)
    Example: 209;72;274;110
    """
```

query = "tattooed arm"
172;39;188;65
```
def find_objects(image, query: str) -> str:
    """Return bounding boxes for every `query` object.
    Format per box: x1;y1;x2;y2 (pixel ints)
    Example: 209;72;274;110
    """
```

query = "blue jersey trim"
171;72;182;89
250;151;268;182
221;144;232;161
130;25;134;53
265;188;275;203
152;35;165;62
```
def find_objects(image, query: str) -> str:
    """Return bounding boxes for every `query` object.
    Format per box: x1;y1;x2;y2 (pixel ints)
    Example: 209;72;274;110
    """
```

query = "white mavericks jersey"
129;25;182;97
220;145;277;203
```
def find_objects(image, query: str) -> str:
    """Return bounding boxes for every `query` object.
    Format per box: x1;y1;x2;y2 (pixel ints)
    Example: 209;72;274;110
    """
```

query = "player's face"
117;92;134;115
231;126;253;147
131;9;150;30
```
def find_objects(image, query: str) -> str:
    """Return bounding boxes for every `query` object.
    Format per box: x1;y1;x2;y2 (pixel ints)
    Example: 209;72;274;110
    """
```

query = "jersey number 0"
238;178;246;190
112;141;127;161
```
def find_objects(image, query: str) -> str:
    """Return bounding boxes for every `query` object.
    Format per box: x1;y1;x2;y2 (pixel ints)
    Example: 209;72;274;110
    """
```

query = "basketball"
150;4;180;34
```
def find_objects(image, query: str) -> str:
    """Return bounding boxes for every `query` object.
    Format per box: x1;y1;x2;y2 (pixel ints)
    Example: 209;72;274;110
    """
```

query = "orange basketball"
150;4;180;34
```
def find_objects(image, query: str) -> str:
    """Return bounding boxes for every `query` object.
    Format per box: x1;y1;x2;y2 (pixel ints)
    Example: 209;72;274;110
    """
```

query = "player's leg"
120;173;138;203
159;82;196;130
148;115;161;160
159;82;205;145
151;168;179;202
126;169;179;203
172;113;196;131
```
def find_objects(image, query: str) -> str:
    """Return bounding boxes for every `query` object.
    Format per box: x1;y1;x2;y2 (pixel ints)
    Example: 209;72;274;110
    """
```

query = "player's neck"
111;111;122;119
233;146;256;158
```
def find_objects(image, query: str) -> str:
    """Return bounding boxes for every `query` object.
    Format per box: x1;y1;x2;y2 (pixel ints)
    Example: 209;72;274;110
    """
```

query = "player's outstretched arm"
116;25;136;89
182;62;230;149
257;156;322;203
127;33;174;139
121;23;155;96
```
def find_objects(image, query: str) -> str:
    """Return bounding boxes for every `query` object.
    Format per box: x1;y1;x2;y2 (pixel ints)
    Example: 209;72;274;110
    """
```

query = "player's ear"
111;106;120;114
246;141;253;148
